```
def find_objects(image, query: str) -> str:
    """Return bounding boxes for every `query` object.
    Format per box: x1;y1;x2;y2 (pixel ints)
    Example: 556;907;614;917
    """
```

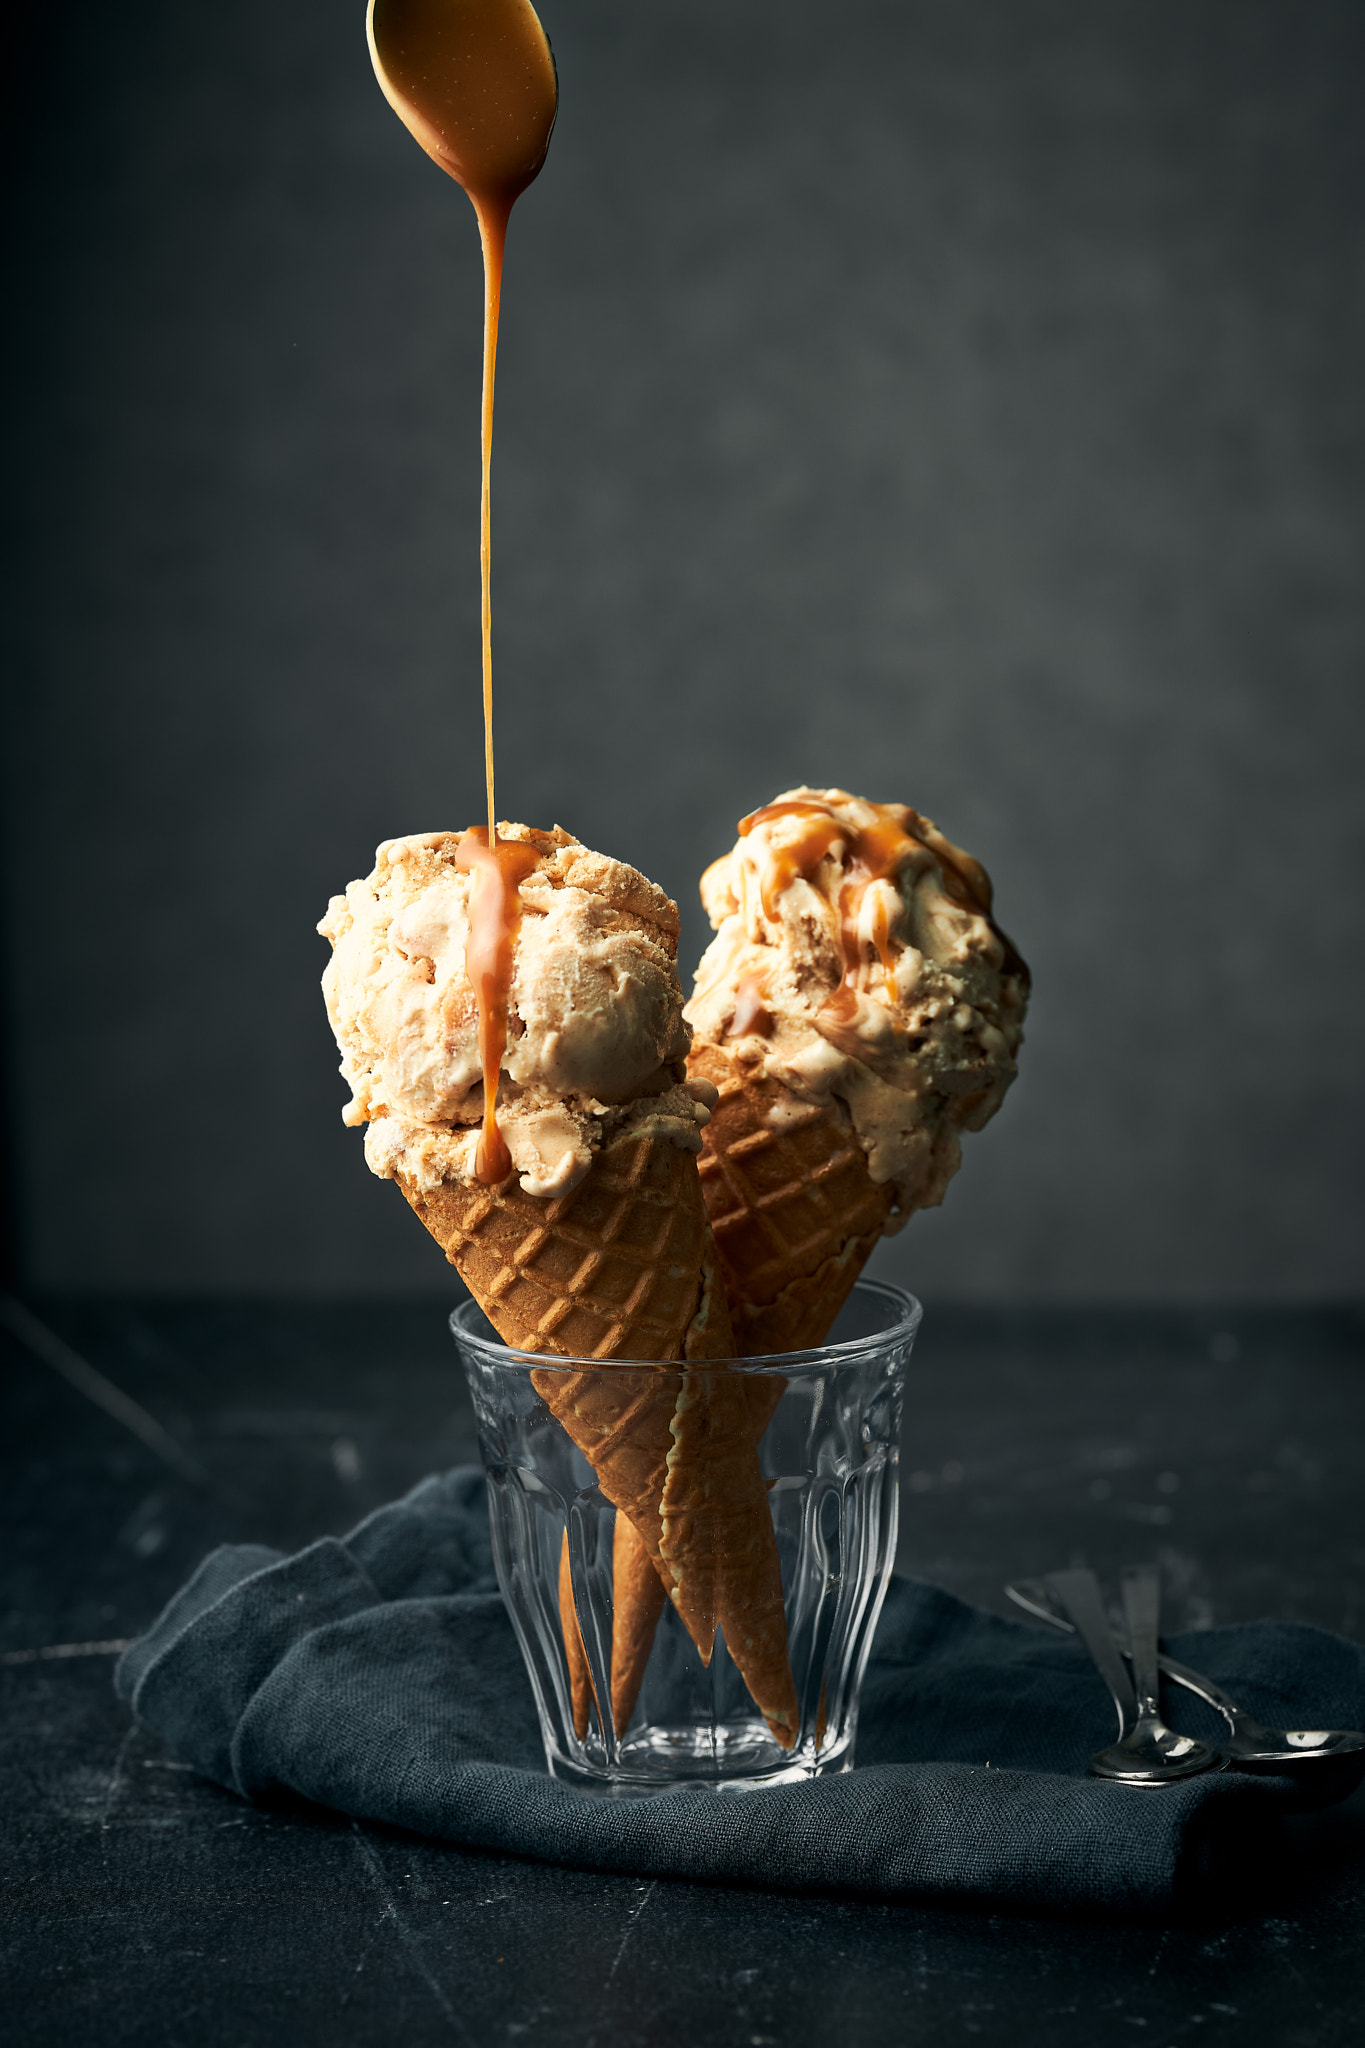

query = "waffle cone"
660;1365;799;1744
609;1511;668;1735
688;1041;897;1355
609;1366;788;1737
398;1125;796;1740
401;1126;725;1363
558;1531;595;1741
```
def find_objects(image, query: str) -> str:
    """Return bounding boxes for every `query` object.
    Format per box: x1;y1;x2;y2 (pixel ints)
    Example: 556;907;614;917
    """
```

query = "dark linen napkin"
115;1469;1365;1917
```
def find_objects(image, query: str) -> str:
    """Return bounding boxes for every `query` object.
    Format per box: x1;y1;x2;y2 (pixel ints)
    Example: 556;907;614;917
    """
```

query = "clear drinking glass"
451;1279;920;1794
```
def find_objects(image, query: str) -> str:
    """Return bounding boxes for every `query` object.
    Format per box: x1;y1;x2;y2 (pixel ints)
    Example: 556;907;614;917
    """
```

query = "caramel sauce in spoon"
367;1;558;1181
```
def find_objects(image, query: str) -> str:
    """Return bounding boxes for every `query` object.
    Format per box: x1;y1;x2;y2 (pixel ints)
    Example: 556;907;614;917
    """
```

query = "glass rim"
449;1276;922;1376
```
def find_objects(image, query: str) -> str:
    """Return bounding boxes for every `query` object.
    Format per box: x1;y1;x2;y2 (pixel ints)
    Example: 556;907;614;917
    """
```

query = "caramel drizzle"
456;829;541;1183
727;973;774;1040
738;798;924;1018
368;3;558;1181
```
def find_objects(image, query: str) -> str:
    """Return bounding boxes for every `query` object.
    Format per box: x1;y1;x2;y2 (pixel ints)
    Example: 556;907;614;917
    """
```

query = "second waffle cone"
687;1041;897;1356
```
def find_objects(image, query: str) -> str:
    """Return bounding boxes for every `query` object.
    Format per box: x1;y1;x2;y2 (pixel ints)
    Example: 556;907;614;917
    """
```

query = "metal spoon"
1008;1576;1365;1772
1043;1568;1224;1784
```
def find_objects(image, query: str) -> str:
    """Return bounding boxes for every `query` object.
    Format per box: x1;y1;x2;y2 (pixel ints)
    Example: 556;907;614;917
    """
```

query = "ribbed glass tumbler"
451;1279;920;1793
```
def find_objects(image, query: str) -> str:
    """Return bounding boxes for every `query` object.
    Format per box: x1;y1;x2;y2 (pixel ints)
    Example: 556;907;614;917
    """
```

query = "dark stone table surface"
3;1297;1362;2046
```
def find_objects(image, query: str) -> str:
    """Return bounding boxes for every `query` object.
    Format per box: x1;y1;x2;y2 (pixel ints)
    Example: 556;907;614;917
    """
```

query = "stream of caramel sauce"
368;1;558;1181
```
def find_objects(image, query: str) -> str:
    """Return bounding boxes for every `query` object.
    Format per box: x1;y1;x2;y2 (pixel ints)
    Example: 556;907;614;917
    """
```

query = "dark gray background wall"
3;0;1361;1301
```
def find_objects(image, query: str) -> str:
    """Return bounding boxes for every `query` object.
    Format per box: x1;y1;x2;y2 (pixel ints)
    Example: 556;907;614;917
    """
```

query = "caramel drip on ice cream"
728;974;774;1040
738;797;924;1014
867;890;899;1002
739;802;846;922
456;829;542;1183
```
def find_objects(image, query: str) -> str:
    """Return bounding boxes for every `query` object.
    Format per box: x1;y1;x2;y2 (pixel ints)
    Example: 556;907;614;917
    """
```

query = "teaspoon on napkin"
1007;1575;1365;1774
1036;1568;1224;1784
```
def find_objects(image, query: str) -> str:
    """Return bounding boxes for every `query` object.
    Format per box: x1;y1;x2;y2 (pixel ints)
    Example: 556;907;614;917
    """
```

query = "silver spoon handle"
1044;1569;1137;1731
1122;1564;1162;1714
1155;1651;1241;1722
1006;1581;1246;1730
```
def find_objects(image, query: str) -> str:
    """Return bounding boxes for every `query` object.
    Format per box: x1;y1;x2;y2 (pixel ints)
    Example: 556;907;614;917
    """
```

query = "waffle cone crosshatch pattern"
402;1129;727;1362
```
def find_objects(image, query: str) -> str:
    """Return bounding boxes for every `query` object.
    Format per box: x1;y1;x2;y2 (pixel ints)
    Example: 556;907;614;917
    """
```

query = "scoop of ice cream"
684;788;1028;1217
320;824;708;1199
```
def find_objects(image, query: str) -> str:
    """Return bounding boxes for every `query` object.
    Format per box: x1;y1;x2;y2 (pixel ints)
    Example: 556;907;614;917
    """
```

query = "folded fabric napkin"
116;1469;1364;1917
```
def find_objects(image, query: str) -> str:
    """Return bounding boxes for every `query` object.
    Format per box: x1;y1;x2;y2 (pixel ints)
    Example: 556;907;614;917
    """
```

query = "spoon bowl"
1225;1725;1365;1768
1090;1718;1225;1784
367;0;558;207
1041;1568;1225;1786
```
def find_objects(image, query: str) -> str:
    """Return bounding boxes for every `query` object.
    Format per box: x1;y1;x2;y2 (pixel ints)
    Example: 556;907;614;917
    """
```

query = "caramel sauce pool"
368;0;557;1181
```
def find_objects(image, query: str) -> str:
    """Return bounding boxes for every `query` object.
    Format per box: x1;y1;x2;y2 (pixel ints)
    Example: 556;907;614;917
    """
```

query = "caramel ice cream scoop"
685;788;1029;1353
320;824;707;1202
